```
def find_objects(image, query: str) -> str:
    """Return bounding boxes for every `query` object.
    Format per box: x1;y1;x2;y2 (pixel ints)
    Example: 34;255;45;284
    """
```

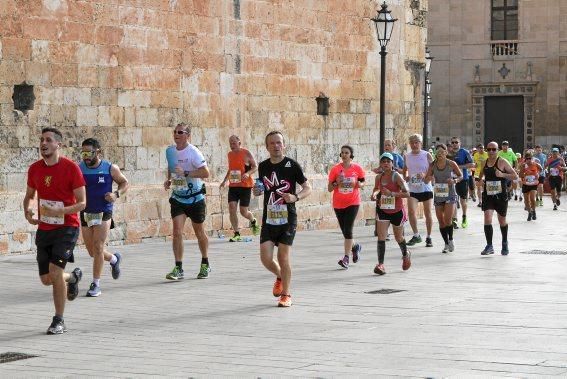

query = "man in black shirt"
254;131;312;307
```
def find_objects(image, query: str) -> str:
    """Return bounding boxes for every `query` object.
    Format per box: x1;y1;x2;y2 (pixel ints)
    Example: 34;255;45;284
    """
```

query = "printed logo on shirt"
263;171;291;205
44;176;52;187
285;161;291;168
98;177;105;183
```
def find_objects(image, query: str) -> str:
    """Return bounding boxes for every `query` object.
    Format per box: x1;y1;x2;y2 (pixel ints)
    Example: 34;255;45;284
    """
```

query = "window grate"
365;289;406;294
519;250;567;255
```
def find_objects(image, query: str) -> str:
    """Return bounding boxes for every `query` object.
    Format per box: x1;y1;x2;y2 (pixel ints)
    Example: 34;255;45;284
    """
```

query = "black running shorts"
549;176;562;192
227;187;252;207
36;227;80;276
481;194;508;217
409;191;433;202
170;198;206;224
260;224;296;246
80;211;115;229
376;208;405;227
522;184;537;194
538;176;545;184
455;180;469;200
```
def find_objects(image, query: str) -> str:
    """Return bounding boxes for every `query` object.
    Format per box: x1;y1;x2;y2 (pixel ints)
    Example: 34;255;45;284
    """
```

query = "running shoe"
338;255;349;269
527;211;532;221
532;211;537;220
46;316;67;335
471;195;477;202
519;196;523;201
273;278;282;297
373;264;386;275
514;195;518;201
442;244;449;254
501;241;509;256
554;204;558;211
481;245;494;255
407;235;422;246
452;219;459;229
448;240;455;252
402;251;411;271
557;198;561;206
461;218;468;228
165;266;184;280
250;219;260;236
538;199;543;207
110;252;122;280
425;237;433;247
67;267;82;301
86;282;101;297
229;233;242;242
351;243;362;263
197;264;211;279
477;202;482;208
278;294;292;307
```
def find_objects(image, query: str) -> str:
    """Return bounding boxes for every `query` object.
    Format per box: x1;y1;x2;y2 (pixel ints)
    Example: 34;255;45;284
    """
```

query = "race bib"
229;170;241;184
410;175;423;190
171;175;188;191
525;175;537;185
486;180;502;196
266;204;288;225
550;167;560;176
39;199;64;225
434;183;449;198
379;195;395;210
83;212;103;227
339;177;354;194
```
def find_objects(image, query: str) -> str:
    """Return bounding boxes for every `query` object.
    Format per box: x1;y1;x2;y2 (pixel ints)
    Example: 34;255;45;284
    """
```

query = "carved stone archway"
468;82;538;149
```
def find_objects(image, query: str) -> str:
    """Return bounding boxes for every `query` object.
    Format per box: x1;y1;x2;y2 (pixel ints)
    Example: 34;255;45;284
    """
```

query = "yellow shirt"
473;151;489;178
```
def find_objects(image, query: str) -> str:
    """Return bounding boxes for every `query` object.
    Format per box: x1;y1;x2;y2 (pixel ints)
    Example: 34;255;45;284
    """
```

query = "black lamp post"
423;47;434;148
371;2;397;154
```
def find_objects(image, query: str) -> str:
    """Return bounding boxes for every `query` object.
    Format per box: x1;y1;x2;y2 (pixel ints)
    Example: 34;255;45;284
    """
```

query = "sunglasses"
486;148;497;152
80;151;95;159
174;130;188;135
451;141;460;144
525;157;532;160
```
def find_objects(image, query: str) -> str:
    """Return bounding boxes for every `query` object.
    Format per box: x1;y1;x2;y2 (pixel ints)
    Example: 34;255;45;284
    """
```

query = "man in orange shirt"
220;135;260;241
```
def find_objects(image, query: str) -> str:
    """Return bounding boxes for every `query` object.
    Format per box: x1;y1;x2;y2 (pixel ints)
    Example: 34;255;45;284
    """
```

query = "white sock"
414;233;420;238
93;278;100;286
109;254;117;265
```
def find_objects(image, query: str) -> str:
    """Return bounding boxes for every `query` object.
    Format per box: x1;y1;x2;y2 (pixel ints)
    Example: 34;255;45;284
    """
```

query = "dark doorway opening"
484;96;524;151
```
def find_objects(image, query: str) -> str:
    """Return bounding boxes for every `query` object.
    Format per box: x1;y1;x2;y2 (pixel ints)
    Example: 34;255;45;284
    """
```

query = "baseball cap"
379;152;394;161
502;140;509;145
552;147;559;152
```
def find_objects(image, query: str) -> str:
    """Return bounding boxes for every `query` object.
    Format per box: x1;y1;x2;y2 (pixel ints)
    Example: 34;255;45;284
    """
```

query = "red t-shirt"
27;157;86;230
328;163;365;209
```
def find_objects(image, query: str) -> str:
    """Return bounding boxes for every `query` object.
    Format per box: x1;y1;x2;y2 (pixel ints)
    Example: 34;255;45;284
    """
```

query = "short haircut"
82;138;101;150
451;136;460;142
176;122;191;134
265;130;284;145
535;145;542;149
408;133;422;143
436;143;448;151
476;143;484;148
41;127;63;141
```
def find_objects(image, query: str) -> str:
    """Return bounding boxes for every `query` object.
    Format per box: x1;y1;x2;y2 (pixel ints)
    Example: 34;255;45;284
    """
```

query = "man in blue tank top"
79;138;129;297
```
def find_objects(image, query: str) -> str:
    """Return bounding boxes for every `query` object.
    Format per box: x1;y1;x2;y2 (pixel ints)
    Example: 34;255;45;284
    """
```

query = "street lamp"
371;2;397;154
423;47;434;148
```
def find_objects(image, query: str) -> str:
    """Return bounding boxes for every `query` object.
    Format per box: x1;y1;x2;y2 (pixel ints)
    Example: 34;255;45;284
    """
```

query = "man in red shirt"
23;127;86;335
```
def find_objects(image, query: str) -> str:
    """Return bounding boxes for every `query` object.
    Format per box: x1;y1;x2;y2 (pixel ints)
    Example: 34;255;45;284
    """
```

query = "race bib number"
434;183;449;198
83;212;103;227
486;180;502;196
39;199;64;225
171;175;188;191
525;175;537;186
266;204;288;225
379;195;395;210
410;175;423;190
229;170;241;184
339;177;354;194
550;167;560;176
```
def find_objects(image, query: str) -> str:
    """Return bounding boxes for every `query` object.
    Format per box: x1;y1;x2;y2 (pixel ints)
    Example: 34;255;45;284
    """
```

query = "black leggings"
334;205;360;239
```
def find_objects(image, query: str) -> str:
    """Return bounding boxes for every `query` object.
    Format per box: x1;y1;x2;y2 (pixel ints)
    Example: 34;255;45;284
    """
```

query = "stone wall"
0;0;427;255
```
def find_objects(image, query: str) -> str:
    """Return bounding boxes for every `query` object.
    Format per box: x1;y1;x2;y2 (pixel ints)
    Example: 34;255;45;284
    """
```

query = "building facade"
428;0;567;151
0;0;427;255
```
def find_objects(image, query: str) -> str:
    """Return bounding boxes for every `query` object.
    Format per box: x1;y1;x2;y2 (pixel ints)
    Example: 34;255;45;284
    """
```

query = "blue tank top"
80;160;113;213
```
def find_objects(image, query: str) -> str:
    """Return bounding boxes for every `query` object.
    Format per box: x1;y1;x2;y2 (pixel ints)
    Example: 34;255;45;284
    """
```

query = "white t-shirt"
405;150;433;193
166;144;207;204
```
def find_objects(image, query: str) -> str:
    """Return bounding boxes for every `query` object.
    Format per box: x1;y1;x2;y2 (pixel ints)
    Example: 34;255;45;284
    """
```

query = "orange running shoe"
278;294;292;307
272;277;282;297
402;251;411;271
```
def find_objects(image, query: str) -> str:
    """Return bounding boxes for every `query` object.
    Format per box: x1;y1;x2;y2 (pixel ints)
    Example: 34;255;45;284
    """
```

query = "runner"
328;145;365;269
254;131;311;307
519;150;543;221
403;134;434;247
449;137;474;229
545;147;566;210
479;141;518;256
371;152;411;275
79;138;129;297
23;127;86;334
473;144;488;208
424;144;462;254
515;152;524;202
533;145;547;206
220;135;260;242
164;123;211;280
497;141;517;200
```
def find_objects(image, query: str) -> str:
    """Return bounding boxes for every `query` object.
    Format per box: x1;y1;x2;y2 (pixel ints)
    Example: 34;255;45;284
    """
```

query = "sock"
377;240;386;264
109;254;117;265
175;261;183;270
426;235;431;239
398;240;408;256
447;225;454;241
234;231;241;236
54;314;63;321
201;257;209;265
462;214;467;221
440;227;449;244
93;278;100;286
484;224;493;245
67;273;77;284
500;224;508;242
251;218;257;225
413;233;419;238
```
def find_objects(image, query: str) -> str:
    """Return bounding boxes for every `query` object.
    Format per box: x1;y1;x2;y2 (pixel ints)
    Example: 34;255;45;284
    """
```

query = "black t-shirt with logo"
258;156;307;226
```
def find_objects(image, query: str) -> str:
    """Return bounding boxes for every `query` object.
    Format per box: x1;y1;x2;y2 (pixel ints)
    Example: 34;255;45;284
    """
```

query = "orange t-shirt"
228;148;254;188
328;163;365;209
522;162;540;186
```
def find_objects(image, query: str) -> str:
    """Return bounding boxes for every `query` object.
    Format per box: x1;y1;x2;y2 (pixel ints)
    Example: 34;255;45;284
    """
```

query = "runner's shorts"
376;208;406;227
260;223;297;246
481;193;508;217
228;187;252;207
36;227;80;275
409;191;433;202
549;176;562;192
455;180;469;199
80;211;115;229
170;198;206;224
522;184;538;194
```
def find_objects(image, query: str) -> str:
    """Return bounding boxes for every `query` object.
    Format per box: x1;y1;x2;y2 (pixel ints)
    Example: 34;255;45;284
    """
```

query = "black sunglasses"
451;141;460;144
174;130;188;135
486;148;497;152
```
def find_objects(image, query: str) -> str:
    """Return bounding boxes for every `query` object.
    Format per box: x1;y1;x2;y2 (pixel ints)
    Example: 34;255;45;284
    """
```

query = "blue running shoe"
111;253;122;280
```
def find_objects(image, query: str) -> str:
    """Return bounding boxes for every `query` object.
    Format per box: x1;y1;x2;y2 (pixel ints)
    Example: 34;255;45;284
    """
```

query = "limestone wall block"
91;88;118;107
76;106;98;126
24;62;50;86
0;234;8;255
118;90;151;107
63;88;91;106
135;107;158;127
98;106;124;127
0;61;25;85
118;127;143;147
9;232;32;253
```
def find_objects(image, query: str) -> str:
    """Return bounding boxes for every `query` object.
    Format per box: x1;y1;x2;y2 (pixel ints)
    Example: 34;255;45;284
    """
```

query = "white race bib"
229;170;241;184
525;175;537;186
339;177;354;194
379;195;395;210
171;174;188;191
550;167;560;176
83;212;103;227
410;175;423;190
39;199;64;225
434;183;449;198
486;180;502;196
266;204;288;225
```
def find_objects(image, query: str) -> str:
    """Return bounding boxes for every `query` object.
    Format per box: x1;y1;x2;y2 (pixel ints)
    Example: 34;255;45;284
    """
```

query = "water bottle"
242;237;253;242
255;178;265;192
